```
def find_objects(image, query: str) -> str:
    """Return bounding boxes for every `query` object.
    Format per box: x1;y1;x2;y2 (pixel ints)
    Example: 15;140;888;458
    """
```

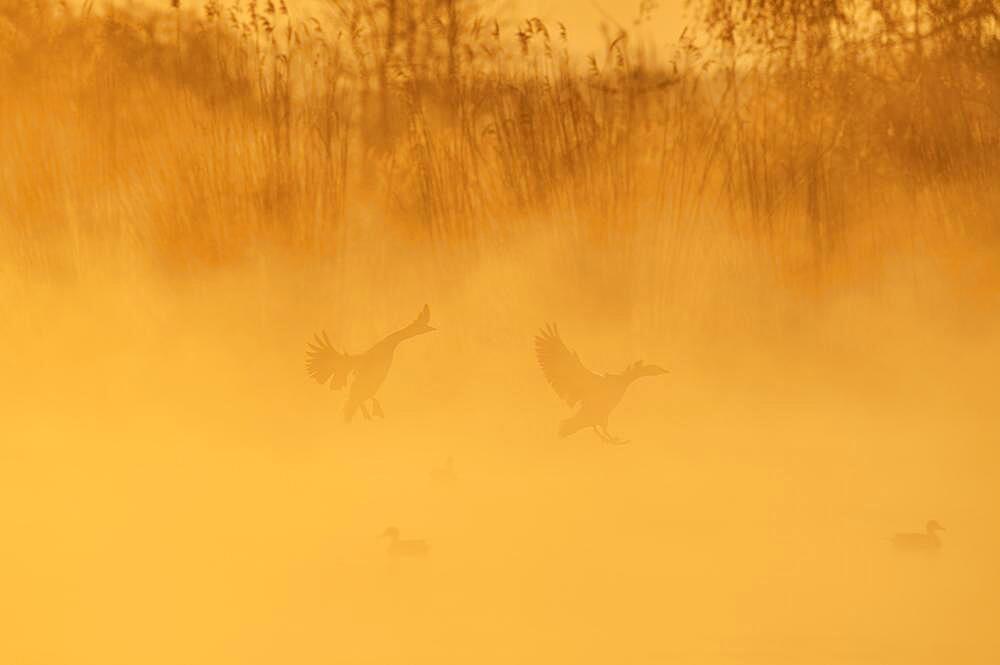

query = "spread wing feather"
534;324;602;407
305;331;357;390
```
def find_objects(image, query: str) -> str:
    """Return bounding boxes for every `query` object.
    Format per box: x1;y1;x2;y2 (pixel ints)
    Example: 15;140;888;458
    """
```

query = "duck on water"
892;520;945;552
431;456;457;488
380;527;430;558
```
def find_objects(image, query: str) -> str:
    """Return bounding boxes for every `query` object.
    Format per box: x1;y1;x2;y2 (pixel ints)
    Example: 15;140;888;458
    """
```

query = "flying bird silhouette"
892;520;945;552
306;304;435;422
535;324;668;445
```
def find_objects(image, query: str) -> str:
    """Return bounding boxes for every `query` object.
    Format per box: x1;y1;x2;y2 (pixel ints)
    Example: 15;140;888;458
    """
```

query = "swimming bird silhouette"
380;527;430;557
892;520;945;552
535;324;668;445
306;305;435;422
430;456;457;488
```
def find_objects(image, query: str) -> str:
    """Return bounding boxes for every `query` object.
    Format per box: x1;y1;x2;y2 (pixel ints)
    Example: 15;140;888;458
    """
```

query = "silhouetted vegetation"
1;0;998;300
3;6;999;664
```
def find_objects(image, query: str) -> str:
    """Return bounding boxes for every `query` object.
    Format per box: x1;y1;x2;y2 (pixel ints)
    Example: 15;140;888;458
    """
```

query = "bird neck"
603;373;637;401
384;327;417;348
620;370;645;387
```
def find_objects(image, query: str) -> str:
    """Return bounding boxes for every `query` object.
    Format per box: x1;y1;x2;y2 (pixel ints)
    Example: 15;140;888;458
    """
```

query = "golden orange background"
2;0;998;663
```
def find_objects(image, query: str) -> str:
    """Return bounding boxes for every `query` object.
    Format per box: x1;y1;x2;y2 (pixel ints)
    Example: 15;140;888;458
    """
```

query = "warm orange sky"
515;0;690;51
7;1;1000;663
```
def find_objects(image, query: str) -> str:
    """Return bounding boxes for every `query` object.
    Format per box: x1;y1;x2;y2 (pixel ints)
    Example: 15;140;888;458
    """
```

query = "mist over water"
3;0;1000;662
3;242;998;665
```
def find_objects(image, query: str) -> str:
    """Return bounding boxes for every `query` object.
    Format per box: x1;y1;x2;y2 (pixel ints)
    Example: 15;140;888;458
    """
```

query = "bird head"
406;304;436;336
626;360;670;379
926;520;945;533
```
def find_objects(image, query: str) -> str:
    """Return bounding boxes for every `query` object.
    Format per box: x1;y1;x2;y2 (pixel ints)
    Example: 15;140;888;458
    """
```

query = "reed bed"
1;0;998;337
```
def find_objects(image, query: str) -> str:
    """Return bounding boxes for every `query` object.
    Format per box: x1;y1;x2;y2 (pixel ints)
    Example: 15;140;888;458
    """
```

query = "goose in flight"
892;520;945;552
535;324;668;445
306;305;435;422
380;527;430;557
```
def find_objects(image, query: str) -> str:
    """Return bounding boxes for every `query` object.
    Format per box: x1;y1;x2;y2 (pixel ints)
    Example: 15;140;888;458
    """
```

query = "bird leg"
592;426;613;445
371;398;384;418
360;403;372;420
598;425;630;446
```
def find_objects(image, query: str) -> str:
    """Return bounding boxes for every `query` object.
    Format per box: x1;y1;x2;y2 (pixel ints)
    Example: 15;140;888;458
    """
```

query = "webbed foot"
597;426;630;445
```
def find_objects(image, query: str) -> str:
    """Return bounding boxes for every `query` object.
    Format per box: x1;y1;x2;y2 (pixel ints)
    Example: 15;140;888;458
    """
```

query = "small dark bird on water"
892;520;945;552
535;324;668;445
380;527;430;557
306;305;435;422
430;456;457;488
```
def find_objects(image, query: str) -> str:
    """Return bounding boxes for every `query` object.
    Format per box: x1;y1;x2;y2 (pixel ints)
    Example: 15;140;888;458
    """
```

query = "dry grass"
3;4;1000;664
3;1;997;320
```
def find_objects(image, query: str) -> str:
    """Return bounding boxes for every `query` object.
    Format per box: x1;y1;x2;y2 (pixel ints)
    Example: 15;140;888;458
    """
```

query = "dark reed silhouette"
535;324;668;445
305;305;435;422
892;520;945;552
380;527;430;557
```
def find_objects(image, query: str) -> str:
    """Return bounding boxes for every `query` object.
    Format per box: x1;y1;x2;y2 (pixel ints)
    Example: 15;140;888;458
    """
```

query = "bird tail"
558;413;588;438
306;331;357;389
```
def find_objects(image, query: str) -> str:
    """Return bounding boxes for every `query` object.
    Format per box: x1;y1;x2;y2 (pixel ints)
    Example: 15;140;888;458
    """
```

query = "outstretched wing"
305;331;357;390
534;324;602;407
